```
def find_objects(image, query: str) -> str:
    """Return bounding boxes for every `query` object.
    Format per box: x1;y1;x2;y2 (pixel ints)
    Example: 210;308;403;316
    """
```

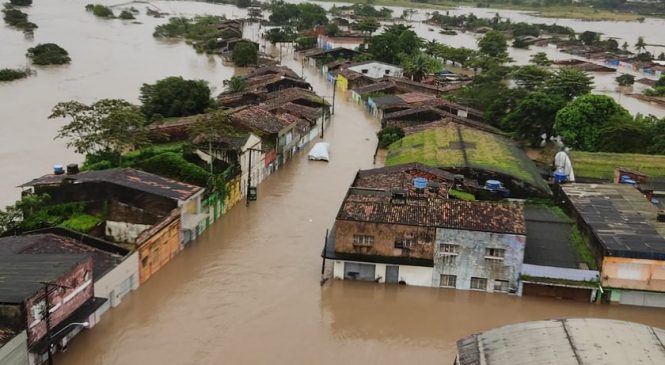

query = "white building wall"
348;62;403;79
105;221;151;243
93;251;140;310
332;260;434;287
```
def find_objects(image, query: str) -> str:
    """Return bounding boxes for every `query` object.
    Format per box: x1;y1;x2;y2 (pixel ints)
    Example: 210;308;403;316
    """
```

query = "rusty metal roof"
337;188;525;235
20;168;202;202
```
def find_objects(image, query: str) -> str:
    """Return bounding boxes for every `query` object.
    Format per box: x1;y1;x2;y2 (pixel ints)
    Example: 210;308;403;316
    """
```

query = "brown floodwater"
1;1;664;364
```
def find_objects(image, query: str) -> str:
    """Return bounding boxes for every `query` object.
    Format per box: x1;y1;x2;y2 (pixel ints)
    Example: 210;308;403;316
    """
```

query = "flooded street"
1;1;664;364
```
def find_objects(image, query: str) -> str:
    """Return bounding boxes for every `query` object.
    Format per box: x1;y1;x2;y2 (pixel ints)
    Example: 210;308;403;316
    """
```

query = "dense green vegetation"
330;3;393;18
60;214;103;233
85;4;114;18
139;77;213;119
26;43;71;65
268;1;328;30
0;67;33;81
2;5;37;31
153;16;230;53
367;24;423;65
232;41;258;66
0;194;94;235
570;151;665;180
9;0;32;5
119;10;135;20
377;127;405;148
226;75;247;93
644;75;665;97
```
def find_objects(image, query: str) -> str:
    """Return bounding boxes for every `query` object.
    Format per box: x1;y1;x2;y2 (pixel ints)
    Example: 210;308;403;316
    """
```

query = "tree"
119;10;135;20
49;99;149;159
231;41;258;67
87;4;114;18
579;31;599;46
635;36;647;54
659;52;665;61
367;24;422;64
325;23;340;36
377;127;404;148
511;65;552;90
2;6;37;31
554;94;632;151
295;3;328;30
236;0;252;8
9;0;32;5
621;41;629;52
227;75;247;93
264;27;295;44
26;43;71;65
0;194;50;235
401;53;442;82
615;74;635;86
355;18;380;35
529;52;551;66
545;67;593;101
502;92;566;145
477;30;508;60
140;77;212;119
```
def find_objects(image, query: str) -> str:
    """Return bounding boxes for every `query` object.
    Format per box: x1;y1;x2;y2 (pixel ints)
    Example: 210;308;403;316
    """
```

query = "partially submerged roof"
337;188;525;235
0;254;88;303
228;105;287;135
21;168;203;202
456;318;665;365
0;233;123;281
561;183;665;260
386;125;550;194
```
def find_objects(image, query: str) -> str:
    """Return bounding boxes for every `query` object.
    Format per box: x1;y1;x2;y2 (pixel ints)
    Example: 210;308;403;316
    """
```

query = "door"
385;265;399;284
344;262;376;281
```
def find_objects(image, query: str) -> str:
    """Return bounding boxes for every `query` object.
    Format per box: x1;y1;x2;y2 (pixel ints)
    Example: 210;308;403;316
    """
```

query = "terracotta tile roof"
263;87;321;107
338;68;366;81
20;168;202;201
337;188;525;234
244;65;300;79
353;163;458;199
397;92;436;104
383;105;446;121
228;106;285;135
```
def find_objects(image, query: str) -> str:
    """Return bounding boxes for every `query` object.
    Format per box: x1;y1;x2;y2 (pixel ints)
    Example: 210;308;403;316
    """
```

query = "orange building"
135;209;182;283
562;183;665;307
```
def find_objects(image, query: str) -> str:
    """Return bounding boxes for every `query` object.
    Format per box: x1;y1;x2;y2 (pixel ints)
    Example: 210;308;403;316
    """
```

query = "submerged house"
19;168;205;283
325;187;526;290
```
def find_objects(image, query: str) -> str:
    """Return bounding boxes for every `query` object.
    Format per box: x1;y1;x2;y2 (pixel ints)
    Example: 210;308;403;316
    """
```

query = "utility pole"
332;79;337;115
320;96;325;139
40;281;70;365
245;147;263;207
279;43;283;63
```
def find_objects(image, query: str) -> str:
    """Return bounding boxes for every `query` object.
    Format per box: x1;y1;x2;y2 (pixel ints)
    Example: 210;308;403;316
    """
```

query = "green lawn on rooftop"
570;151;665;181
386;126;539;187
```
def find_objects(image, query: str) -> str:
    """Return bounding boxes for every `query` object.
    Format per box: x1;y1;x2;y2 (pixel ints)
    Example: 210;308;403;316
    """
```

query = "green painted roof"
385;125;550;194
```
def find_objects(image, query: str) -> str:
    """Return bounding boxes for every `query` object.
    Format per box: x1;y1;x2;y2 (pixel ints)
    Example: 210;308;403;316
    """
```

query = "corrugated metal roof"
457;318;665;365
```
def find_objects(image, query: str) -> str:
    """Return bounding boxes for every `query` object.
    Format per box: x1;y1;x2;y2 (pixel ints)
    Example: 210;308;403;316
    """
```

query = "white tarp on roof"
308;142;330;161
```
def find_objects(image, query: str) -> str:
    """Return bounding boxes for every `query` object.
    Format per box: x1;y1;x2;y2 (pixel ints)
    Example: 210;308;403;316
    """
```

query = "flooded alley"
1;1;664;364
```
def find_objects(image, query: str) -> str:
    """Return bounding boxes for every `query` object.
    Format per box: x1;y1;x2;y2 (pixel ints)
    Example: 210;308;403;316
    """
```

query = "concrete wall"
105;221;151;244
334;220;436;261
601;257;665;292
93;251;139;309
332;259;433;287
433;229;526;292
0;331;28;365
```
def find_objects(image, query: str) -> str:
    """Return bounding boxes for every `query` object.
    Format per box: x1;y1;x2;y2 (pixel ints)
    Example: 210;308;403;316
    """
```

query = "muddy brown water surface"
1;1;665;364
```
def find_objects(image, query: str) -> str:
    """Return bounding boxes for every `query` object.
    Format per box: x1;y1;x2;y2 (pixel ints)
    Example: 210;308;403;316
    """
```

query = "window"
395;237;415;249
470;277;488;291
361;69;368;74
31;300;46;321
440;274;456;288
353;235;374;247
485;248;506;260
142;257;149;268
384;69;390;75
494;280;510;292
440;244;459;255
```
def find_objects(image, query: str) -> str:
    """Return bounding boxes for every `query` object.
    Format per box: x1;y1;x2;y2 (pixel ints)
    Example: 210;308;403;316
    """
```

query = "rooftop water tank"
413;177;428;191
620;175;636;185
485;180;502;191
53;164;65;175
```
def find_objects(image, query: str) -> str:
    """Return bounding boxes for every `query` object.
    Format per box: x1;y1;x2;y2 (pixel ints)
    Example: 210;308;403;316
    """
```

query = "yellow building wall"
602;256;665;292
224;176;242;213
138;218;181;284
337;75;348;92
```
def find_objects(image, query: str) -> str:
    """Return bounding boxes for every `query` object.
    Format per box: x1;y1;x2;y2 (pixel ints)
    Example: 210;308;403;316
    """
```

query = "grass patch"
571;224;597;270
570;151;665;181
534;6;641;21
59;214;103;233
449;189;475;201
386;125;546;191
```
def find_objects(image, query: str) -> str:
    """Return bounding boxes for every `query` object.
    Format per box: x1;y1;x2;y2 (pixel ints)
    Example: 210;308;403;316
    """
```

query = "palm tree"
424;40;439;56
401;53;442;82
635;36;647;54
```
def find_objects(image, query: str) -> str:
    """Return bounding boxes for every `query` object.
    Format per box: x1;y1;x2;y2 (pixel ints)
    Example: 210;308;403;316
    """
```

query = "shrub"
377;127;405;148
88;4;114;18
0;67;33;81
231;41;258;67
10;0;32;6
26;43;71;65
2;6;37;31
60;214;103;233
137;152;210;187
119;10;135;20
